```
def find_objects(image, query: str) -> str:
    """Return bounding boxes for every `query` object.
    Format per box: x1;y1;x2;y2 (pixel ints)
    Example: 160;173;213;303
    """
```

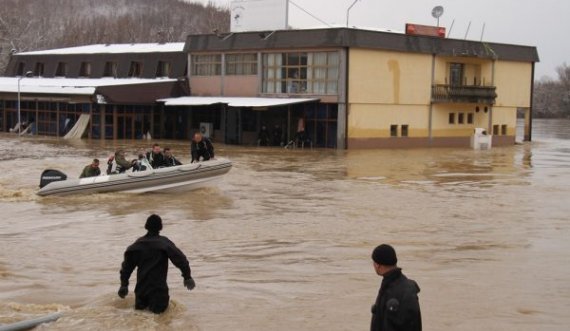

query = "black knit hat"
372;244;398;266
145;214;163;233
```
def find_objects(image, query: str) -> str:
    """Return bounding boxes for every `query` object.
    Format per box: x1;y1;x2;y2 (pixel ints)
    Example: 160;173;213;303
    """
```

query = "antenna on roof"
447;19;455;38
480;23;486;41
464;21;472;40
431;6;444;27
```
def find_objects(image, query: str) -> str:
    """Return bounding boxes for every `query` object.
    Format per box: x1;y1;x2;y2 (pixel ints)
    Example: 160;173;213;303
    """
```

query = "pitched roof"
17;43;185;56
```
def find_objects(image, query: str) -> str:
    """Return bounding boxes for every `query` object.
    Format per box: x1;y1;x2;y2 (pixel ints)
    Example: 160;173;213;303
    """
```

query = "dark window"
501;124;507;135
128;61;143;77
493;125;499;135
467;113;474;124
79;62;91;77
390;125;398;137
448;113;455;124
449;63;464;86
458;112;465;124
156;61;171;77
34;62;44;76
55;62;67;76
401;125;409;137
16;62;25;76
103;62;118;77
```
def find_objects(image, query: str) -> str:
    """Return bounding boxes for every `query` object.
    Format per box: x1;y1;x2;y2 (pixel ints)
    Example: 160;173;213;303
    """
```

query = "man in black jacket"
190;132;215;163
146;144;167;169
370;244;421;331
118;214;196;314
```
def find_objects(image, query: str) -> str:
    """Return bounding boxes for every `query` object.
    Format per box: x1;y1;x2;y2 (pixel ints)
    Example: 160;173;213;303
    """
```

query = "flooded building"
0;43;189;139
169;27;538;149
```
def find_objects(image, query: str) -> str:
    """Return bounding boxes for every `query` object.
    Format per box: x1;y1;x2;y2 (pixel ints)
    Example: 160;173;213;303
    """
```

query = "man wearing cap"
370;244;422;331
118;214;196;314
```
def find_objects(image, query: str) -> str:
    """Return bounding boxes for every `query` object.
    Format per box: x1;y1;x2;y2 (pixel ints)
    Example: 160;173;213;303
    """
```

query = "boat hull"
37;158;232;196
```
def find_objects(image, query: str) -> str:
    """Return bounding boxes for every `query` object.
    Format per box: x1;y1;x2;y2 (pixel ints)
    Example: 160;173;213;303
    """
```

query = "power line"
288;0;332;27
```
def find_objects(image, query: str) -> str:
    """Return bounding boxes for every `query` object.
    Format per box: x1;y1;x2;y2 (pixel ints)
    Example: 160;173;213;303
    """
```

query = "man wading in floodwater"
118;214;196;313
370;244;422;331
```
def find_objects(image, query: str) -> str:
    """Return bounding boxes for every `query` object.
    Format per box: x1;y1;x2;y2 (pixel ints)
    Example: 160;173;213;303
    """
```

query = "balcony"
432;84;497;104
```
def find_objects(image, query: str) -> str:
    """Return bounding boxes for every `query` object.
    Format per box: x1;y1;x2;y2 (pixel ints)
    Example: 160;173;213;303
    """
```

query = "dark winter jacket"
120;233;192;298
146;151;167;169
371;268;422;331
164;156;182;167
190;138;215;163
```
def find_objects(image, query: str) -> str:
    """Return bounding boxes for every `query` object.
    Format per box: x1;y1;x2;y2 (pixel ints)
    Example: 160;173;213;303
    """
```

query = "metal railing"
432;84;497;104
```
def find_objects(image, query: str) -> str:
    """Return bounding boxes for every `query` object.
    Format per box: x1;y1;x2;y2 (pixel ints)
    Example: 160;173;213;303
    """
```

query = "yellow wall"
348;104;429;138
431;104;489;137
348;49;432;105
494;61;532;107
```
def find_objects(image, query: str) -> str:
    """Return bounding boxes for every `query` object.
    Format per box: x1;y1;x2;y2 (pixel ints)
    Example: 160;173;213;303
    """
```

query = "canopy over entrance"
158;96;319;108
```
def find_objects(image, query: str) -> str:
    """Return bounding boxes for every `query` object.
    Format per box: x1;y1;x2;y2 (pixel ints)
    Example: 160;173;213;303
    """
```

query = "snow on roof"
0;77;177;95
17;43;185;56
159;96;320;107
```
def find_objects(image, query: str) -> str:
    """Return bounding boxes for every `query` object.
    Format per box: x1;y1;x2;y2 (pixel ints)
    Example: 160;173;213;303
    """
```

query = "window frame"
191;54;222;76
79;62;91;77
225;53;257;75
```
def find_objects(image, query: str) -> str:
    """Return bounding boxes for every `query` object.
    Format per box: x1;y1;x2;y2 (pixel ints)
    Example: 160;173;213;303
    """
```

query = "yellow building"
169;28;539;149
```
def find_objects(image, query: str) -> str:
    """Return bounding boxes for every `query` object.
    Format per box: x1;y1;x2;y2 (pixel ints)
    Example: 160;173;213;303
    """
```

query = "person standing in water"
118;214;196;314
370;244;422;331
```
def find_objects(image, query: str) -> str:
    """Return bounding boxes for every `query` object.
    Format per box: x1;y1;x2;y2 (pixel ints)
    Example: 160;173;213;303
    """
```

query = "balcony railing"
432;84;497;104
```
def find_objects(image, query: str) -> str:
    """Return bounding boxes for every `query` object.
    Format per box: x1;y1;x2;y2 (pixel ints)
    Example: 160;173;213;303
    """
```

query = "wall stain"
388;59;400;104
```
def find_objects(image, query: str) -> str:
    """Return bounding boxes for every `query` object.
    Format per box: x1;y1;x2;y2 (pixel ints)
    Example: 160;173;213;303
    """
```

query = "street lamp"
346;0;361;27
17;70;34;135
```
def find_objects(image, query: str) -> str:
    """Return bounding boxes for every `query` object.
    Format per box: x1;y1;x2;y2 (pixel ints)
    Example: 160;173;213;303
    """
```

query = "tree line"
0;0;229;72
533;64;570;118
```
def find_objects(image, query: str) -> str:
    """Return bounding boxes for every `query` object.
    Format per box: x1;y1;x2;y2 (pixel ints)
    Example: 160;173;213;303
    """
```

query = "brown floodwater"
0;119;569;330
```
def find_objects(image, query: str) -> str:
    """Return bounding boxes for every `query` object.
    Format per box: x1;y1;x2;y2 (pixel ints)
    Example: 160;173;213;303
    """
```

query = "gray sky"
189;0;569;80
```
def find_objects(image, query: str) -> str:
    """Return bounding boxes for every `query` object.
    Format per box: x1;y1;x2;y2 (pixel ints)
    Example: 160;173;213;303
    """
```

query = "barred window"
226;53;257;75
191;54;221;76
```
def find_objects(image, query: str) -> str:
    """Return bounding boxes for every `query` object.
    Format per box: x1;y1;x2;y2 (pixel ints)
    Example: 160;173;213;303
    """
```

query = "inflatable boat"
37;158;232;196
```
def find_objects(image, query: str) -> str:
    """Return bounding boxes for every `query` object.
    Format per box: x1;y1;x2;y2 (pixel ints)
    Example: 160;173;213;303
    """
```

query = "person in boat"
146;144;167;169
133;150;153;172
258;125;271;146
164;148;182;167
190;132;215;163
370;244;422;331
118;214;196;314
79;159;101;178
107;150;134;174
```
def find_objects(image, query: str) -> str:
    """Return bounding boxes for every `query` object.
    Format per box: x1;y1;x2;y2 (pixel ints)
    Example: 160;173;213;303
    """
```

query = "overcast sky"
189;0;569;79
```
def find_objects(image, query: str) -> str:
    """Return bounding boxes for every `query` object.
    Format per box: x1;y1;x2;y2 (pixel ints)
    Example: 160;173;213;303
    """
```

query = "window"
103;62;118;77
449;63;464;86
467;113;474;124
401;125;409;137
390;125;398;137
191;54;221;76
226;53;257;75
448;113;455;124
262;51;339;95
128;61;143;77
501;124;507;135
156;61;171;77
55;62;67;77
34;62;44;76
16;62;25;76
79;62;91;77
493;125;499;135
458;112;465;124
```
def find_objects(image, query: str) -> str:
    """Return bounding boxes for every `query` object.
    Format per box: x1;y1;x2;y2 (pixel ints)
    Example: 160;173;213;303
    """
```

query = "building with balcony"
161;28;538;148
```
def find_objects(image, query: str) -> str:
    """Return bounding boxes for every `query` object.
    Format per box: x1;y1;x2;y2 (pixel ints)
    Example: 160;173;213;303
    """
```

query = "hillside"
0;0;229;72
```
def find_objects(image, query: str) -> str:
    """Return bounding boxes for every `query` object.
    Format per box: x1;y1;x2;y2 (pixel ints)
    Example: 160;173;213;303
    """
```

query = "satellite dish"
432;6;444;19
431;6;444;26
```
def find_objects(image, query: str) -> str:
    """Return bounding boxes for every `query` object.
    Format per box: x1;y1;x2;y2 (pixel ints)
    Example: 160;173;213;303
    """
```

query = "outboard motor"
39;169;68;188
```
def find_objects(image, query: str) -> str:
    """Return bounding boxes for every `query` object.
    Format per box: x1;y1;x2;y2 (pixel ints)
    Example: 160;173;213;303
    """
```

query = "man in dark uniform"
79;159;101;178
370;244;422;331
190;132;215;163
164;148;182;167
118;214;196;314
146;144;167;169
